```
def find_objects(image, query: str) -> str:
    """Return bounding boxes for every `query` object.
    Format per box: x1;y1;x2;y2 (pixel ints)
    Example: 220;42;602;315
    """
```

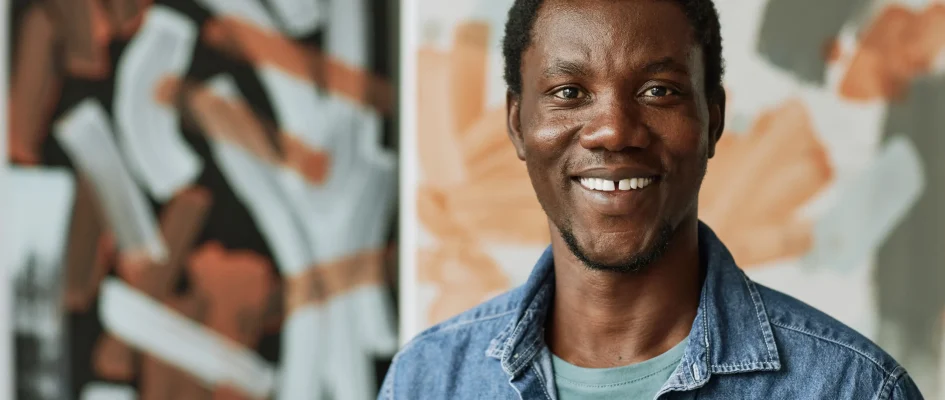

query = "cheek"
522;117;580;208
653;114;709;193
524;112;580;164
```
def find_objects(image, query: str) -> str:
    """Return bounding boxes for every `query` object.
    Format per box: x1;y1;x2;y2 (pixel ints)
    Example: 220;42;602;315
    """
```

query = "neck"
546;216;702;368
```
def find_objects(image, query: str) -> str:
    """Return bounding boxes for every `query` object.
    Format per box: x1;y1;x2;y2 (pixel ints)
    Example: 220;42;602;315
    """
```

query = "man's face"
507;0;724;270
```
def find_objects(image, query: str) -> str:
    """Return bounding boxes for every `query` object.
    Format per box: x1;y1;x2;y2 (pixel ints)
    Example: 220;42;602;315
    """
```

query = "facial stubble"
559;220;675;274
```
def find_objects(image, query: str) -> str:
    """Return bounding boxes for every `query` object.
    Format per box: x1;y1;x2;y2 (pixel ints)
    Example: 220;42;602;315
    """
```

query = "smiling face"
507;0;724;271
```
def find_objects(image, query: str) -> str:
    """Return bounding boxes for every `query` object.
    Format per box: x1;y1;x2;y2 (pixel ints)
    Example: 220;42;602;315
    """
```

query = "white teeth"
581;177;656;191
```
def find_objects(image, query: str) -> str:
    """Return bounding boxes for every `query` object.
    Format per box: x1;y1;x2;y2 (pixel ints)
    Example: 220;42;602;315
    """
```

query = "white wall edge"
398;0;421;347
0;0;13;398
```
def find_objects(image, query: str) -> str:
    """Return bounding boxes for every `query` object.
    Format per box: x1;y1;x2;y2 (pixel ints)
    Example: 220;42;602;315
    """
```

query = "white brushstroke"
194;0;279;30
257;67;329;156
8;167;75;290
55;99;168;263
257;63;398;400
325;293;375;400
326;0;368;68
204;75;312;275
80;383;137;400
113;6;202;202
803;136;925;272
244;3;400;395
268;0;326;37
208;141;312;274
277;304;327;399
7;167;75;400
203;75;327;400
98;277;275;398
281;96;397;400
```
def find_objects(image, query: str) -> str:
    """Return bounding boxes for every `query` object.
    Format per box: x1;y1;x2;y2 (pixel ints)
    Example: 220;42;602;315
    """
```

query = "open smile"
570;171;661;215
576;177;656;192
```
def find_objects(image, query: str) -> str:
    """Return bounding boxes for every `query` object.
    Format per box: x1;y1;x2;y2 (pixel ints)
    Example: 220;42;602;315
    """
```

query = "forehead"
527;0;699;75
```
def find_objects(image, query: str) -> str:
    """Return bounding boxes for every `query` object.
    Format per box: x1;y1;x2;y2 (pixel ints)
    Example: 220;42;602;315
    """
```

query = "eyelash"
549;84;681;102
644;86;678;97
552;86;585;100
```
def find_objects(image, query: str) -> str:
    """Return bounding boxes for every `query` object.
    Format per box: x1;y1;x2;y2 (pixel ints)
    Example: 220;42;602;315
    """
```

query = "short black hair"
502;0;725;100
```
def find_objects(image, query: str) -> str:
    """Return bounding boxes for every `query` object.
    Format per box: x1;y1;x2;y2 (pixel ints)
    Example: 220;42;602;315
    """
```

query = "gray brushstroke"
875;75;945;397
756;0;869;84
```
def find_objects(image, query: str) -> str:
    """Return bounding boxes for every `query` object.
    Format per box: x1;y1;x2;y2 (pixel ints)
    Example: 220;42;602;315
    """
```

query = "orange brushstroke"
9;4;61;164
93;335;135;381
840;4;945;100
415;22;548;325
187;241;275;345
139;356;212;400
64;177;114;312
823;37;842;63
115;187;212;298
700;99;832;267
416;185;469;240
183;79;282;163
100;196;275;398
202;17;394;115
155;187;214;296
155;75;332;185
418;243;509;325
417;48;465;186
44;0;113;79
285;249;387;313
153;75;183;106
450;22;490;134
97;187;227;397
281;134;331;185
102;0;153;38
214;386;255;400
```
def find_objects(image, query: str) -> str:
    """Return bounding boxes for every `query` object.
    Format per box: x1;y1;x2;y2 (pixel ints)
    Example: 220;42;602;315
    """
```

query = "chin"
560;221;674;273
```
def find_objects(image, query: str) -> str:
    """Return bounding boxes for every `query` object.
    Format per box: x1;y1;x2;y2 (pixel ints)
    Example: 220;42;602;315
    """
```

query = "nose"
578;98;651;152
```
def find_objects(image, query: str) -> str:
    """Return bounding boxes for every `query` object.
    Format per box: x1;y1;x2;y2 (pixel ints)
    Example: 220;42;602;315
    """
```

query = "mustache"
564;150;663;172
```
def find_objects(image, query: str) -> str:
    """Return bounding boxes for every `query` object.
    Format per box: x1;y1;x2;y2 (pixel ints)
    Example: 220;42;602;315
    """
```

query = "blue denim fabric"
380;223;924;399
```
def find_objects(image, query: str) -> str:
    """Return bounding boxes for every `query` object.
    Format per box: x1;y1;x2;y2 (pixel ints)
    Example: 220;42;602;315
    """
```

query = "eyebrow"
542;56;691;79
644;57;691;75
542;60;591;78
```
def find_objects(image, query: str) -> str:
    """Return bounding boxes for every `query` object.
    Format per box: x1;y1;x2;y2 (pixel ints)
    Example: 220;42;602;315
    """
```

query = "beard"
559;221;674;274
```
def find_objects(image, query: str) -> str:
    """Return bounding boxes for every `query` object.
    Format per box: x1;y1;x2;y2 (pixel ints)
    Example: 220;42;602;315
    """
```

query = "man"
380;0;924;398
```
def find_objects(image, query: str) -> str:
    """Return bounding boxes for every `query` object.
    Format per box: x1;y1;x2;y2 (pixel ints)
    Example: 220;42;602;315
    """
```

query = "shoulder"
392;286;524;364
378;288;524;398
754;282;906;379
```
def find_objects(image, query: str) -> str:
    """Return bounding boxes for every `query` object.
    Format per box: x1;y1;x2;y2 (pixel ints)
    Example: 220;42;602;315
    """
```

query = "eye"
553;86;586;100
644;86;677;97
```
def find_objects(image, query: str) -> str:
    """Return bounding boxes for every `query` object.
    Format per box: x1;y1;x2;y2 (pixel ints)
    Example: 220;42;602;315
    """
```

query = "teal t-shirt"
551;338;688;400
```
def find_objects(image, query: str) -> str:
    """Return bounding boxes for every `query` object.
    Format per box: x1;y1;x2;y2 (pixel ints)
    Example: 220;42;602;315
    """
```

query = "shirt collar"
486;221;782;387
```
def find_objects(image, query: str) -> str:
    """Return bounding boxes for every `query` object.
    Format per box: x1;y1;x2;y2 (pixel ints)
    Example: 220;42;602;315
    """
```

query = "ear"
707;89;726;159
506;91;527;161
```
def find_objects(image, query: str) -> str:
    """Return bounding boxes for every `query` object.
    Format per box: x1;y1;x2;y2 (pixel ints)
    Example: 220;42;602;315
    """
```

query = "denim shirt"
380;223;924;399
